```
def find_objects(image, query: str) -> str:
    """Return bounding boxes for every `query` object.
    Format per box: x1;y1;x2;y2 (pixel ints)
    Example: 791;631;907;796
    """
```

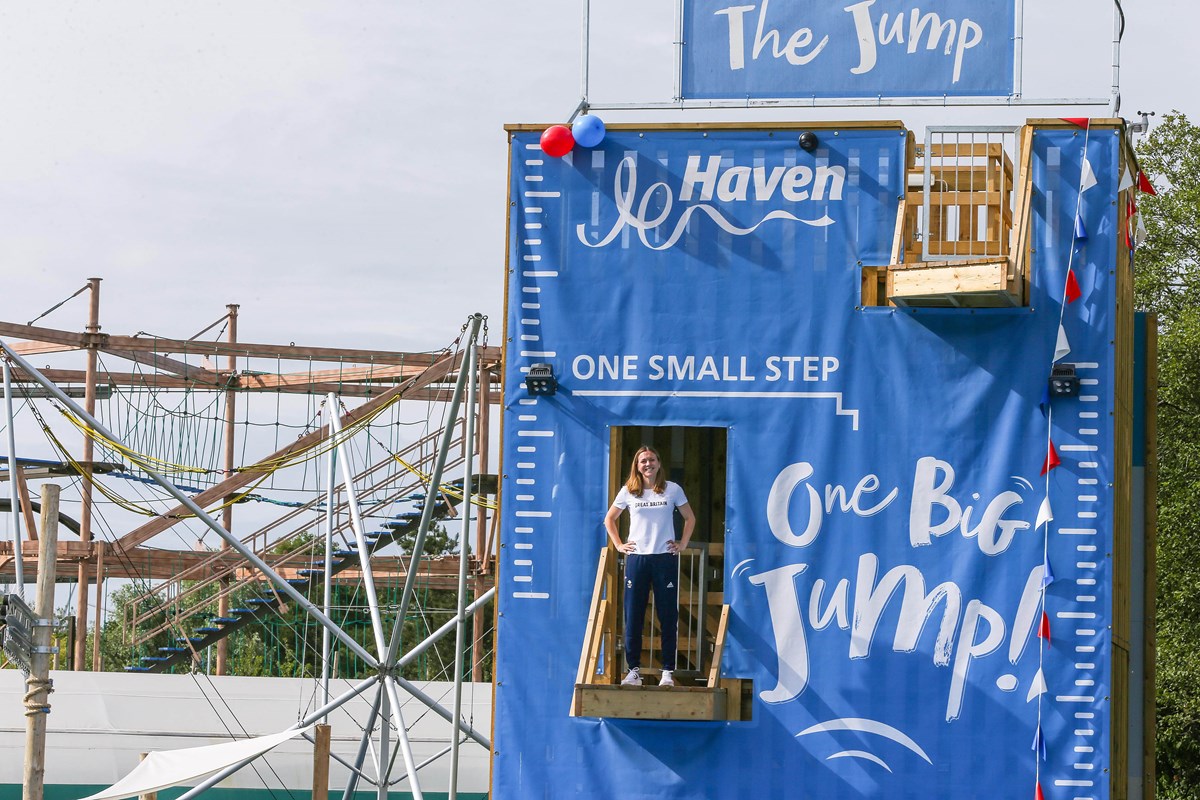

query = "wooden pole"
74;277;101;670
24;483;60;800
91;541;105;671
138;753;157;800
217;304;238;676
15;468;38;542
312;724;331;800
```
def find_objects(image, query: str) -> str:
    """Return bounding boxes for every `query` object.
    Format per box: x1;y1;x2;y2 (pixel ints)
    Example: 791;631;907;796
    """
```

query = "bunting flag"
1041;553;1056;587
1061;117;1090;129
1038;610;1052;642
1032;724;1047;760
1039;384;1051;417
1136;211;1148;248
1065;269;1082;303
1119;166;1135;192
1054;325;1071;363
1026;667;1048;702
1080;157;1097;193
1138;170;1157;195
1041;441;1061;476
1036;782;1046;800
1035;496;1054;530
1073;213;1088;241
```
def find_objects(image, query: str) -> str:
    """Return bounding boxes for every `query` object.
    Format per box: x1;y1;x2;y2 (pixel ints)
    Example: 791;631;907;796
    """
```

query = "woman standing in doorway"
604;445;696;688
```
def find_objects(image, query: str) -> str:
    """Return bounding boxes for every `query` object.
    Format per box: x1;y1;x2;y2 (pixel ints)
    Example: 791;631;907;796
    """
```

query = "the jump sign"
681;0;1016;100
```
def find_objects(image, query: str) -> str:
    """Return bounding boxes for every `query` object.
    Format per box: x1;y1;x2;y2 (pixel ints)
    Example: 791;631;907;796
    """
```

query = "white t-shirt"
612;481;689;555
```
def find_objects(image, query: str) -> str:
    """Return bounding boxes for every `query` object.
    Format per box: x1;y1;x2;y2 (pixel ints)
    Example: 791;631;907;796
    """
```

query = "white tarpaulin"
78;724;314;800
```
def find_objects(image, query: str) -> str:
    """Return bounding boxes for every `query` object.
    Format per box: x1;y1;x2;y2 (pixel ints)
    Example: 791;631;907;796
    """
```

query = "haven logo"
577;154;844;251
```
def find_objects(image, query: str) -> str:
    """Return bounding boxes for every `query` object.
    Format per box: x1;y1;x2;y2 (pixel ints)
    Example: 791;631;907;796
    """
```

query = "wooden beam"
103;348;226;385
113;351;460;551
239;363;429;389
2;318;500;367
6;340;81;356
0;321;89;348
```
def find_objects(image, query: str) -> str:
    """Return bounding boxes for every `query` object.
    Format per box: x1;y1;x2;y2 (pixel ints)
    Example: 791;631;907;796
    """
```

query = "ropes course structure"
1;289;501;796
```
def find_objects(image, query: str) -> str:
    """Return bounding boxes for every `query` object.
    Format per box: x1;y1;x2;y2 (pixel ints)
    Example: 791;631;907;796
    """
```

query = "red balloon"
540;125;575;158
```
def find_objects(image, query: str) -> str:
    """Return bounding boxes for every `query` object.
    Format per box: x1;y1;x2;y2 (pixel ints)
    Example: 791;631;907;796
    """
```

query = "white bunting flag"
1119;166;1135;192
1026;667;1048;702
1035;496;1054;530
1136;210;1148;247
1054;324;1071;363
1080;157;1098;193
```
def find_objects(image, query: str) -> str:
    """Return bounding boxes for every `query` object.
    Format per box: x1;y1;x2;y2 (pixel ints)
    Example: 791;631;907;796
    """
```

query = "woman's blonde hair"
625;445;665;497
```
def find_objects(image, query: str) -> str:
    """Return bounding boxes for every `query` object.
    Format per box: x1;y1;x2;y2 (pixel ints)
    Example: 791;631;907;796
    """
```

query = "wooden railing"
864;125;1036;309
572;543;739;721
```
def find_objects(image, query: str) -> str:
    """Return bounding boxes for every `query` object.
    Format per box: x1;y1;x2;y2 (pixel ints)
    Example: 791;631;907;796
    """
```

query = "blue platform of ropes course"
492;116;1155;799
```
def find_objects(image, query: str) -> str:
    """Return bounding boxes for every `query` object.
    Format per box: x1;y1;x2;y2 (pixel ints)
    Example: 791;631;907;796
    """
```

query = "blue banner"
682;0;1016;99
494;125;1118;799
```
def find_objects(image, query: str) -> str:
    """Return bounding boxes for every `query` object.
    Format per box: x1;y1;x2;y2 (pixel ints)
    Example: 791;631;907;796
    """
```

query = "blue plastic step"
158;646;188;654
176;637;205;645
297;569;324;577
140;655;171;663
210;617;239;625
248;597;275;606
195;626;221;634
230;608;255;615
124;666;153;672
285;578;309;587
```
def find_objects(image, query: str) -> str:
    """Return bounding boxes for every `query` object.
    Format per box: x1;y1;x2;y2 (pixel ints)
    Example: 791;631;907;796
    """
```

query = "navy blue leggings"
623;553;679;671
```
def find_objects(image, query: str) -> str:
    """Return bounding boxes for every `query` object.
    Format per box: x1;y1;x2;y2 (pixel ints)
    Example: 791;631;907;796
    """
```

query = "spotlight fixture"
798;131;819;152
525;363;558;396
1049;364;1080;398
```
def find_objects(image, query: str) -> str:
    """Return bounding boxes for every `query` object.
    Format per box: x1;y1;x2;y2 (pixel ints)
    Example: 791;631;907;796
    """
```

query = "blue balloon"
571;114;606;148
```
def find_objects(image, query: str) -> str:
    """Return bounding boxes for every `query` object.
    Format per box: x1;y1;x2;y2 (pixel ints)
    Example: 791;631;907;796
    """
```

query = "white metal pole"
448;342;477;800
0;338;379;668
3;360;23;595
674;0;685;102
1110;0;1122;115
378;686;391;800
383;676;424;800
580;0;590;109
321;394;339;715
328;407;389;659
1012;0;1024;99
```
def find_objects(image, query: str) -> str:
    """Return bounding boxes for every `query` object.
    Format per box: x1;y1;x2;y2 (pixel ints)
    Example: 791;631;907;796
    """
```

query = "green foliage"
1134;111;1200;797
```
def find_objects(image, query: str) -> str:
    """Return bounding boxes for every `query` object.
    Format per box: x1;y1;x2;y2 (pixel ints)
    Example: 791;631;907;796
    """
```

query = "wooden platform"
573;684;728;721
887;257;1021;308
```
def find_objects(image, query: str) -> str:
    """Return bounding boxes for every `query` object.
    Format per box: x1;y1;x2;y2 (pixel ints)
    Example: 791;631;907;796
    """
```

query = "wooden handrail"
707;605;731;689
574;546;612;690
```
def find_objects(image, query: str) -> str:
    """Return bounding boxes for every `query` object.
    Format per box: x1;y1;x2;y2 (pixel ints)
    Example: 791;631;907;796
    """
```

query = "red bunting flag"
1038;610;1051;642
1036;781;1046;800
1065;269;1082;303
1138;171;1157;196
1041;441;1061;476
1061;117;1090;129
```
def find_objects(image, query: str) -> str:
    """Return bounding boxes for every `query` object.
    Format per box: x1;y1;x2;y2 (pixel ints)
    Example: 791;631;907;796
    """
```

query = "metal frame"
0;315;494;797
580;0;1116;112
3;360;23;594
920;125;1022;263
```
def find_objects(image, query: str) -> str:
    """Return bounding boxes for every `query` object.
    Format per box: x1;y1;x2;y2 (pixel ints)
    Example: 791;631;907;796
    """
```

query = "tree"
1134;111;1200;797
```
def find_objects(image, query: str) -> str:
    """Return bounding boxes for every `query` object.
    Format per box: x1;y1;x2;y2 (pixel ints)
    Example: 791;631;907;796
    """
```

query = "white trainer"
621;668;642;686
659;670;675;688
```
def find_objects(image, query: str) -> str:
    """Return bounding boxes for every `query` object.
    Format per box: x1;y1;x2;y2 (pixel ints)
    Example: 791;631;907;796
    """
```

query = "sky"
0;1;1190;354
0;0;1192;569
